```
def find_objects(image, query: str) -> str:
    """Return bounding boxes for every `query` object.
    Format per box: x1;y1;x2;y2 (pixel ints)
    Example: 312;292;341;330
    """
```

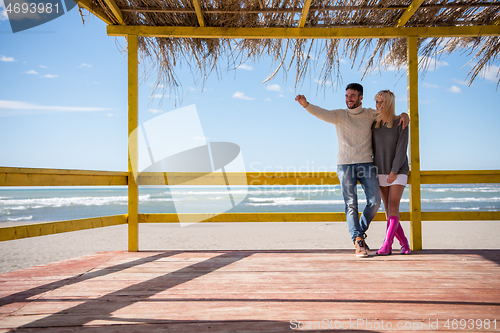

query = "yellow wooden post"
407;36;422;251
128;34;139;252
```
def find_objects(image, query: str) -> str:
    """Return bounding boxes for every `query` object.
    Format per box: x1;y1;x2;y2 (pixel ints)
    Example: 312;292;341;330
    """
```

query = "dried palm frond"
79;0;500;97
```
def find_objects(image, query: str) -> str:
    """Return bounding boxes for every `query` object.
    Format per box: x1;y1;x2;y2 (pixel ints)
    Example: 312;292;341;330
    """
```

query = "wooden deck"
0;250;499;332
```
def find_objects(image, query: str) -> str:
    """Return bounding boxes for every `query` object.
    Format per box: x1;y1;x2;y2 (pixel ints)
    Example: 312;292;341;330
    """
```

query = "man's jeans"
337;163;381;243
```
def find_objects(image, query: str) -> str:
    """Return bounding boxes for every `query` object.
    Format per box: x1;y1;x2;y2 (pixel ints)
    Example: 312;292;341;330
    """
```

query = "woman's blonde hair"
374;90;396;128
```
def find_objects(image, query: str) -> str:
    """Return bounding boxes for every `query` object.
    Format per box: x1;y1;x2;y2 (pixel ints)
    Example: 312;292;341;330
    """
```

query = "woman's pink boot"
377;216;400;255
395;224;411;254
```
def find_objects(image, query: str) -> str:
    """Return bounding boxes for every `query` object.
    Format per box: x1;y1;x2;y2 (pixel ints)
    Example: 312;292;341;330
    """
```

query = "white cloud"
422;82;439;88
479;65;499;83
232;91;254;100
265;98;272;102
148;109;163;114
452;78;469;86
0;55;14;62
0;1;8;21
0;100;113;116
339;58;347;64
265;84;281;92
447;85;462;93
25;70;38;75
39;65;48;68
44;74;58;78
419;56;449;71
278;94;285;98
79;63;92;68
236;63;253;71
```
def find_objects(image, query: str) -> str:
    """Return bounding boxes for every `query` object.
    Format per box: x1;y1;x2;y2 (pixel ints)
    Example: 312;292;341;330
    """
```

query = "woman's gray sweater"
371;118;409;175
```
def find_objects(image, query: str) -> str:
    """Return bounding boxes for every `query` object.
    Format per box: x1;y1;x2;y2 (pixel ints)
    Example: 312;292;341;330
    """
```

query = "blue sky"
1;2;499;174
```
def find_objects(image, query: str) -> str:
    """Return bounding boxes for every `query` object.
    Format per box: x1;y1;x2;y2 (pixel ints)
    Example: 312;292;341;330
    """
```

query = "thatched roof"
78;0;500;95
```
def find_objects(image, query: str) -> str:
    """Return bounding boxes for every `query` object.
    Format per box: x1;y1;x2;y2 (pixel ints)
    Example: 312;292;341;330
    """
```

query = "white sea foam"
247;198;345;206
145;198;174;202
423;187;500;193
421;197;500;203
450;207;481;211
182;189;249;195
7;216;33;221
0;194;153;209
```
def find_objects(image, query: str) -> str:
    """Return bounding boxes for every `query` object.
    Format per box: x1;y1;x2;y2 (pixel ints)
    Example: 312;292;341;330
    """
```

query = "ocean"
0;184;498;223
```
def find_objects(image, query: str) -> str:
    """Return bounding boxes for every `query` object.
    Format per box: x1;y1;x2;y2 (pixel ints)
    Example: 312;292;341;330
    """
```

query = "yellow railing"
0;167;499;248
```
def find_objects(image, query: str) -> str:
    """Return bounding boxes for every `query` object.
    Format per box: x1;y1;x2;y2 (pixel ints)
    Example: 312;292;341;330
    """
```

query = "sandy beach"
0;220;499;273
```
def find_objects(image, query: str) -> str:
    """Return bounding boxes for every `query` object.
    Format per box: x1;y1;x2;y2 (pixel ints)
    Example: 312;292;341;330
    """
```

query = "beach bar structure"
1;1;500;332
1;0;499;250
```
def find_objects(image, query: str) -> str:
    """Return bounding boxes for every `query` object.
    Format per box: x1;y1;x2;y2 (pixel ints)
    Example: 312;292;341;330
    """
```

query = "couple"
295;83;411;257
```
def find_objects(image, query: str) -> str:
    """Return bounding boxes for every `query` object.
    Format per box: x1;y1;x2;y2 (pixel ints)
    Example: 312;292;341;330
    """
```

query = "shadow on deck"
0;249;499;332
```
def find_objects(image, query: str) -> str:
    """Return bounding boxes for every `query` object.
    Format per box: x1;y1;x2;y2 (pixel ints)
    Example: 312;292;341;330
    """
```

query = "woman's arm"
390;123;409;176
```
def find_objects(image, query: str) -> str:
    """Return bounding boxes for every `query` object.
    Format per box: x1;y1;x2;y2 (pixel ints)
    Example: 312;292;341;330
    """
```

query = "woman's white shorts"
378;174;408;187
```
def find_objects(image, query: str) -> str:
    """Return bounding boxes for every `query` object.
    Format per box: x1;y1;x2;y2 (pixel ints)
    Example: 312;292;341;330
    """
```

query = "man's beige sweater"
305;103;377;165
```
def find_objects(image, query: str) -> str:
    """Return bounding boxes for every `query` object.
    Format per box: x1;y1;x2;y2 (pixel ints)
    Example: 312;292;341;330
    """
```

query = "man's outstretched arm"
295;95;310;108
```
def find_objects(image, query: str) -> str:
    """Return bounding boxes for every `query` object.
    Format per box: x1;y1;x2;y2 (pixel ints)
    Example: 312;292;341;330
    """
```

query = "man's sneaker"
355;236;369;257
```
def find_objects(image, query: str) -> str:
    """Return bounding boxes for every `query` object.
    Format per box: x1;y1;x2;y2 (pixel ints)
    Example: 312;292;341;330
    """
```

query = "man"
295;83;409;257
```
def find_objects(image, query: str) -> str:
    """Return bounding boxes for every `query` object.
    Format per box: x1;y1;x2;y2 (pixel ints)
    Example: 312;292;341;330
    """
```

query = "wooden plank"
422;211;500;221
74;0;113;25
1;168;497;186
192;0;205;27
419;170;500;184
298;0;312;28
0;167;128;186
139;212;401;223
0;215;127;242
107;25;500;39
407;36;422;251
103;0;125;25
128;34;139;252
396;0;425;27
136;171;341;185
138;211;500;223
0;250;498;332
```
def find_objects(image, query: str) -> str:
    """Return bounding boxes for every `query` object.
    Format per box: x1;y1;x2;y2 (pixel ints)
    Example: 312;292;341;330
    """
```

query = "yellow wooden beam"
396;0;425;27
135;170;500;186
0;215;127;242
493;16;500;25
298;0;312;28
128;34;139;252
192;0;205;27
140;211;500;224
421;211;500;221
0;167;128;186
75;0;113;25
103;0;125;25
1;168;497;187
419;170;500;184
107;25;500;39
140;212;397;223
407;36;422;251
136;171;341;186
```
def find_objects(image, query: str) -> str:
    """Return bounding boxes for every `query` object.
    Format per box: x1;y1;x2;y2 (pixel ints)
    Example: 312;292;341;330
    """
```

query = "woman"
372;90;411;255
